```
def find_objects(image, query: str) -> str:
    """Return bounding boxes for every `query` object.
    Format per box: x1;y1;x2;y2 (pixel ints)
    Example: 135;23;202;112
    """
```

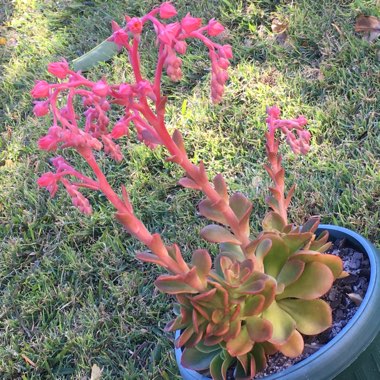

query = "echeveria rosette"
163;249;278;380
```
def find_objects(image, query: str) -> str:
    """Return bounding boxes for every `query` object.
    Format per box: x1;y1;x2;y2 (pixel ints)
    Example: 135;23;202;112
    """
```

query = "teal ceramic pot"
175;225;380;380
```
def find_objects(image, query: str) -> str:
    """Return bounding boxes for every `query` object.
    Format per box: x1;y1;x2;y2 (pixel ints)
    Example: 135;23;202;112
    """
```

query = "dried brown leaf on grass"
90;364;103;380
355;15;380;42
271;18;289;46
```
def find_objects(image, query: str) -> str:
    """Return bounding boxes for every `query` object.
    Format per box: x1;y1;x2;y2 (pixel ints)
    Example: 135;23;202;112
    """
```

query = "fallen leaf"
347;293;363;306
271;18;289;46
90;364;103;380
355;15;380;42
21;354;36;367
0;37;7;45
271;18;288;34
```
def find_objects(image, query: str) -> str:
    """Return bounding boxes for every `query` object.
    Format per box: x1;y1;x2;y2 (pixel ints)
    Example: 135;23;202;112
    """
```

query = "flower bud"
111;120;129;139
158;30;173;45
33;101;49;117
207;19;225;36
174;40;187;54
181;13;202;34
47;60;69;79
218;57;230;69
127;17;143;35
92;80;109;97
220;44;233;59
31;80;50;98
159;2;177;19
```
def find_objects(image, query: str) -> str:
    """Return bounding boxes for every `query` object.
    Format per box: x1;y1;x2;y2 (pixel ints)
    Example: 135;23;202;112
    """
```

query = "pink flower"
174;40;187;54
127;17;143;35
164;51;182;81
92;80;109;97
158;29;173;45
47;60;70;79
134;80;157;101
111;119;130;139
118;84;133;96
33;101;49;117
219;44;233;59
51;156;73;172
31;80;50;98
181;13;202;34
207;19;225;36
159;2;177;19
267;106;281;120
67;186;92;215
102;135;124;162
38;126;62;151
109;21;129;48
37;172;59;197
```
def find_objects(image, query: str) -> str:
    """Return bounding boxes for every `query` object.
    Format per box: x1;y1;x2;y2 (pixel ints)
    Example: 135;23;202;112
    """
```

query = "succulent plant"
34;3;344;379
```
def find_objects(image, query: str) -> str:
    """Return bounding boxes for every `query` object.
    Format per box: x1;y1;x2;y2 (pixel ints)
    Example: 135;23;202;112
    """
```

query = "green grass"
0;0;379;378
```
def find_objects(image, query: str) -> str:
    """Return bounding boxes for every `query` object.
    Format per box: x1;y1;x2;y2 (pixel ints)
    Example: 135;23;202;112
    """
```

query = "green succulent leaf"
220;243;246;262
276;262;334;300
195;340;221;354
192;249;212;277
262;301;296;344
155;274;199;294
243;295;265;317
252;344;267;372
291;252;343;278
226;325;253;356
181;346;219;371
229;193;252;220
199;199;228;225
282;232;313;255
246;316;273;342
309;230;332;252
255;238;272;260
276;329;304;358
235;352;256;380
210;354;225;380
301;217;320;233
262;235;290;278
201;225;241;244
278;299;332;335
72;39;119;71
276;259;305;288
262;211;286;232
213;174;228;201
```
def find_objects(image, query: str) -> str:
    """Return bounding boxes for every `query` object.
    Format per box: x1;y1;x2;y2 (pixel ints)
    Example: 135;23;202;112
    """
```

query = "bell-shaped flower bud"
127;17;143;35
181;13;202;34
92;80;109;97
37;172;59;197
31;80;50;98
111;119;130;139
207;19;225;36
102;135;123;162
174;40;187;54
38;126;62;151
33;101;49;117
109;20;129;49
219;44;233;59
158;29;173;45
47;60;70;79
159;2;177;19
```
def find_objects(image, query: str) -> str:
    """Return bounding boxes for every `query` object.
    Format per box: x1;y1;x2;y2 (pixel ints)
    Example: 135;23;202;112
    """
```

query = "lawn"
0;0;379;379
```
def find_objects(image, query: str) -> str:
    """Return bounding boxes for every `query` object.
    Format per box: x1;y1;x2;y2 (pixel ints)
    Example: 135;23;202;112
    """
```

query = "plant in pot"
32;2;380;379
